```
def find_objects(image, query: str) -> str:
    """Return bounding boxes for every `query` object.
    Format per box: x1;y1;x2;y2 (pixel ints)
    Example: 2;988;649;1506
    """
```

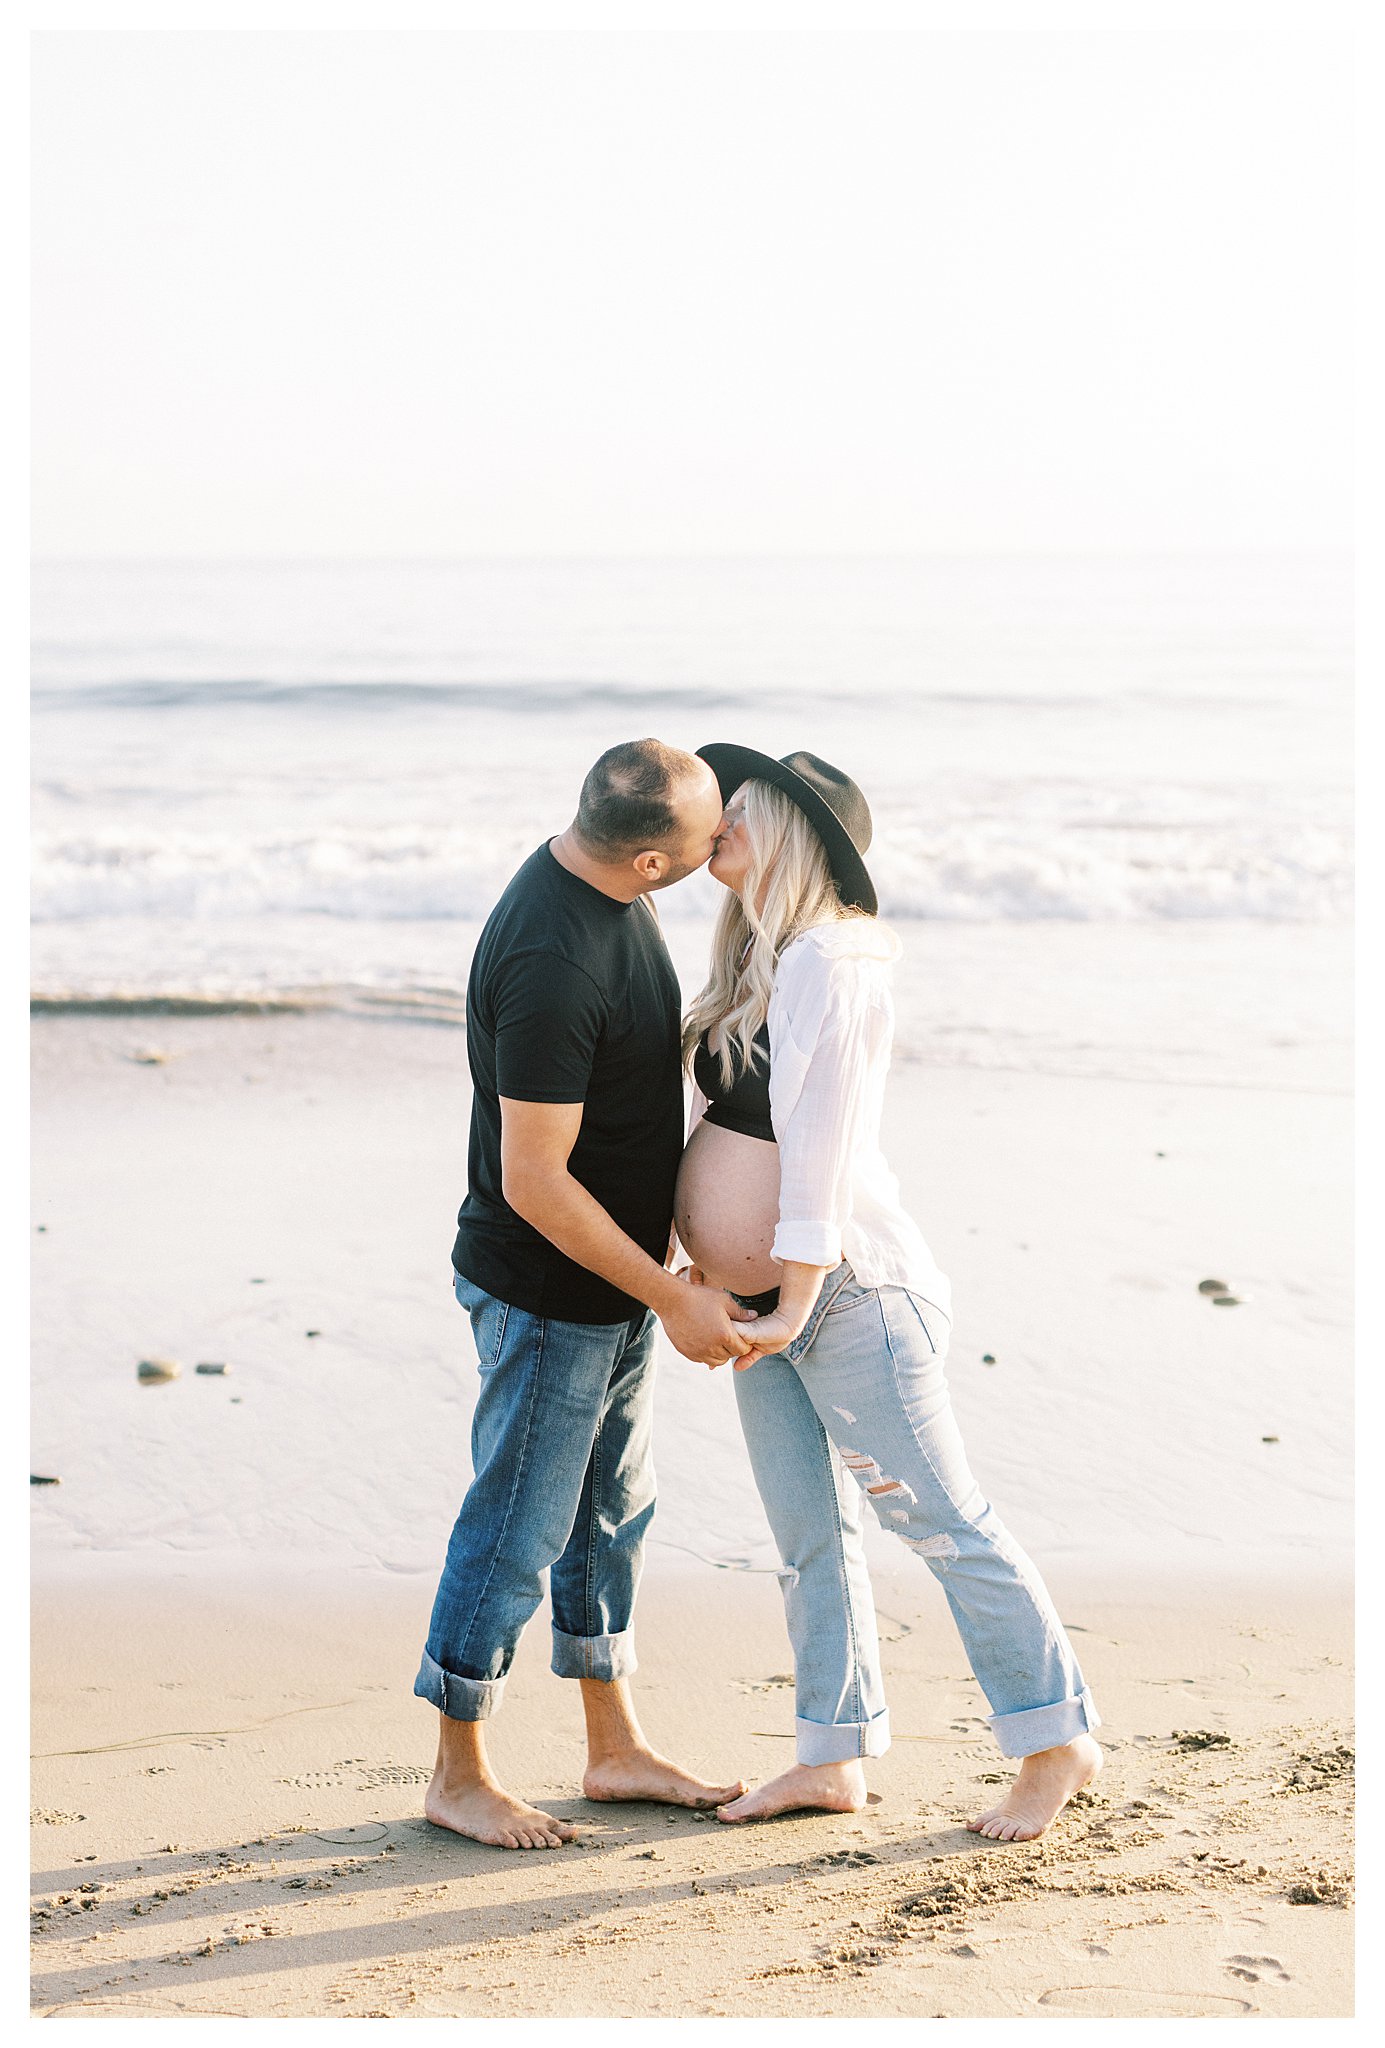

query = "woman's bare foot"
583;1747;746;1809
424;1770;579;1850
966;1734;1103;1842
716;1759;868;1823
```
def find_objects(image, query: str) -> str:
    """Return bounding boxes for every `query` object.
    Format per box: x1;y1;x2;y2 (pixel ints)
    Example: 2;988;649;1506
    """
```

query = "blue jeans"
734;1262;1100;1765
413;1273;658;1721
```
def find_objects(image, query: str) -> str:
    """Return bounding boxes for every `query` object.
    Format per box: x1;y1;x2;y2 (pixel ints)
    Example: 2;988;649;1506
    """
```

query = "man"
415;738;757;1849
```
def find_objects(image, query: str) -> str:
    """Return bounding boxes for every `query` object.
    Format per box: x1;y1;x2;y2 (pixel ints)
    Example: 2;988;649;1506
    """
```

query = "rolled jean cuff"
988;1685;1101;1759
413;1648;507;1722
550;1623;638;1683
795;1706;892;1765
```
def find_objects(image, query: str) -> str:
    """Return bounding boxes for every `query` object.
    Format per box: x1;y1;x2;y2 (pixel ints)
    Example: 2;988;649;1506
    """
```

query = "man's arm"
499;1097;757;1366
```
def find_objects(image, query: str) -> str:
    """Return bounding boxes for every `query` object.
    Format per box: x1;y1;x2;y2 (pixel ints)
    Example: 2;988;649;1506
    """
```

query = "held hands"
660;1267;759;1368
663;1267;802;1369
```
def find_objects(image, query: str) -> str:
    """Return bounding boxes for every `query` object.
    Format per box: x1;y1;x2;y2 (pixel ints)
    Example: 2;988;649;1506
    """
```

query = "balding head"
575;739;708;857
571;739;724;893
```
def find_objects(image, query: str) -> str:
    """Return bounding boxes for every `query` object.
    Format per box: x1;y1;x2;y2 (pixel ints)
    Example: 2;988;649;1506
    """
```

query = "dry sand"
31;1569;1351;2020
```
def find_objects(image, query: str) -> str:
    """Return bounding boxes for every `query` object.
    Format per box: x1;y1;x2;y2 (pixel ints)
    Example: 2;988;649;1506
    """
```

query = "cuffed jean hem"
795;1706;892;1765
988;1685;1101;1759
550;1624;638;1683
413;1649;506;1723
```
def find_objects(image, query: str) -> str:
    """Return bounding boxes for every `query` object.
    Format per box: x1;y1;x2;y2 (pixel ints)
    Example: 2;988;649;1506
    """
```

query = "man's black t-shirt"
452;842;685;1324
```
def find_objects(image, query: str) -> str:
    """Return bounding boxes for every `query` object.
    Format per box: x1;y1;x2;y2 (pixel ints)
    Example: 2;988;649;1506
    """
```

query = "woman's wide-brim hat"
696;745;878;916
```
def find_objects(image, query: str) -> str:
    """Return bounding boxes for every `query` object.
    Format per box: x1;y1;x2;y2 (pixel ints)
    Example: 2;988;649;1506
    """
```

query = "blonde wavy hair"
682;778;866;1088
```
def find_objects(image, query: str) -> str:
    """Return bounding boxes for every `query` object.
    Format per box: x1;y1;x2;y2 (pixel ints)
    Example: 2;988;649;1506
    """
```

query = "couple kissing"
414;738;1102;1849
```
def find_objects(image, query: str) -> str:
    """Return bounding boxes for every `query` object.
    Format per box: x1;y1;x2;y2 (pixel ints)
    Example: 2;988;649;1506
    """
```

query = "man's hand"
659;1274;759;1367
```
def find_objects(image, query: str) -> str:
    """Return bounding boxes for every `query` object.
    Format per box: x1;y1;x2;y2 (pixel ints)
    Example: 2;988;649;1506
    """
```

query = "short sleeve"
492;950;608;1103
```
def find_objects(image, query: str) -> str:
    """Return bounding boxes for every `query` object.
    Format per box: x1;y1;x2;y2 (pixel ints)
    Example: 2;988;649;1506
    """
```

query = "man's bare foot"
424;1771;579;1850
583;1747;747;1809
717;1759;868;1823
966;1734;1103;1842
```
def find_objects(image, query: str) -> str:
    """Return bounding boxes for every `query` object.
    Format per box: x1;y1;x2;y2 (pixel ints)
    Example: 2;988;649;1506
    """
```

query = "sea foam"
32;818;1351;926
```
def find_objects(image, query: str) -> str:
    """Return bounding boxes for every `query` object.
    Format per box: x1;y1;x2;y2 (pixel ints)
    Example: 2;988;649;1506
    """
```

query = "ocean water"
32;553;1351;1037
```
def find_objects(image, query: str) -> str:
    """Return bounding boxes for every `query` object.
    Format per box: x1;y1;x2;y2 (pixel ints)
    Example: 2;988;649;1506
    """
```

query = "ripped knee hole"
839;1446;918;1506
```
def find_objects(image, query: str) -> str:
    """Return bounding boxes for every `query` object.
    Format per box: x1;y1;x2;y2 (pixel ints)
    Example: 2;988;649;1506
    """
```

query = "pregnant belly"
674;1119;783;1294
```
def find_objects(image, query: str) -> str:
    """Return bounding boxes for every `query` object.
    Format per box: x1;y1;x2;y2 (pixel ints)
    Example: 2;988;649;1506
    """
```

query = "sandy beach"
30;1568;1352;2021
29;22;1356;2020
31;947;1354;2018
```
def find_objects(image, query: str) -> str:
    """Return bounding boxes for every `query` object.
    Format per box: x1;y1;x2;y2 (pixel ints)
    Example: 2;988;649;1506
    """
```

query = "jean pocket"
899;1290;951;1359
823;1281;881;1320
456;1277;511;1369
784;1268;863;1363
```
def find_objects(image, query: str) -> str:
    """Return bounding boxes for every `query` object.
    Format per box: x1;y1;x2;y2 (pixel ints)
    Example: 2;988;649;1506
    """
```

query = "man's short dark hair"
575;739;697;858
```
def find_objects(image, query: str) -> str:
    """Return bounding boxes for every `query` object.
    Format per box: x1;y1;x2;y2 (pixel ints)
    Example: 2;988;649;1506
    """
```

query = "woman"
674;746;1102;1841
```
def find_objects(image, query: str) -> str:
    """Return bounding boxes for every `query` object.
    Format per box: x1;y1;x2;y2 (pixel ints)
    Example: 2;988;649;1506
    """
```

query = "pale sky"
31;28;1352;557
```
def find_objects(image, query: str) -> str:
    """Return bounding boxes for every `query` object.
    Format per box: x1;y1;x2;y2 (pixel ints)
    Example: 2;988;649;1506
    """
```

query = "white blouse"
689;919;952;1320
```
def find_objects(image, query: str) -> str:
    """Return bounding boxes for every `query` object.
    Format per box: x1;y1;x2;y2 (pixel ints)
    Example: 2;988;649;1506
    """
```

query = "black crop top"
693;1021;774;1143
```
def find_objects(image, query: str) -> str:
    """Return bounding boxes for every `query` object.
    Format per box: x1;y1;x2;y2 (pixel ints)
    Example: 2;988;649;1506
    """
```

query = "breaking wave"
32;820;1351;925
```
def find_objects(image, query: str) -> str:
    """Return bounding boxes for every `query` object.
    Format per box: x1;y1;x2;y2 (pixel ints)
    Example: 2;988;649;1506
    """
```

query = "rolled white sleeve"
772;964;885;1269
751;920;949;1309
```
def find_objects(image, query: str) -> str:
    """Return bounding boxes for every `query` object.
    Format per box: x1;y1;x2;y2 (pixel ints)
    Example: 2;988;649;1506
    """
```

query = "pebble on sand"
1198;1278;1230;1295
982;1353;997;1365
128;1048;170;1065
305;1329;321;1338
137;1358;181;1385
195;1362;231;1375
1211;1294;1244;1307
1263;1435;1280;1444
30;1474;60;1486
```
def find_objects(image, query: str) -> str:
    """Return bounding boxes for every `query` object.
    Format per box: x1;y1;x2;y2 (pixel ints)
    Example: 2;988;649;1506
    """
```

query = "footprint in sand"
356;1763;432;1788
1227;1953;1291;1982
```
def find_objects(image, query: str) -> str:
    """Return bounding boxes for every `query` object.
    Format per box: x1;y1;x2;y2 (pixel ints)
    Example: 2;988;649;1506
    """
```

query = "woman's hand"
733;1310;801;1367
732;1261;828;1367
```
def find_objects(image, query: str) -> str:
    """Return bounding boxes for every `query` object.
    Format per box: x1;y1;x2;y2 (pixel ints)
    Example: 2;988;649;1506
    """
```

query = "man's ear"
633;849;668;884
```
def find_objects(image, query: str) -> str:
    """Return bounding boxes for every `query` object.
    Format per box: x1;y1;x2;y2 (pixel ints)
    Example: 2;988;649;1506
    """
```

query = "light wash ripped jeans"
733;1260;1100;1766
